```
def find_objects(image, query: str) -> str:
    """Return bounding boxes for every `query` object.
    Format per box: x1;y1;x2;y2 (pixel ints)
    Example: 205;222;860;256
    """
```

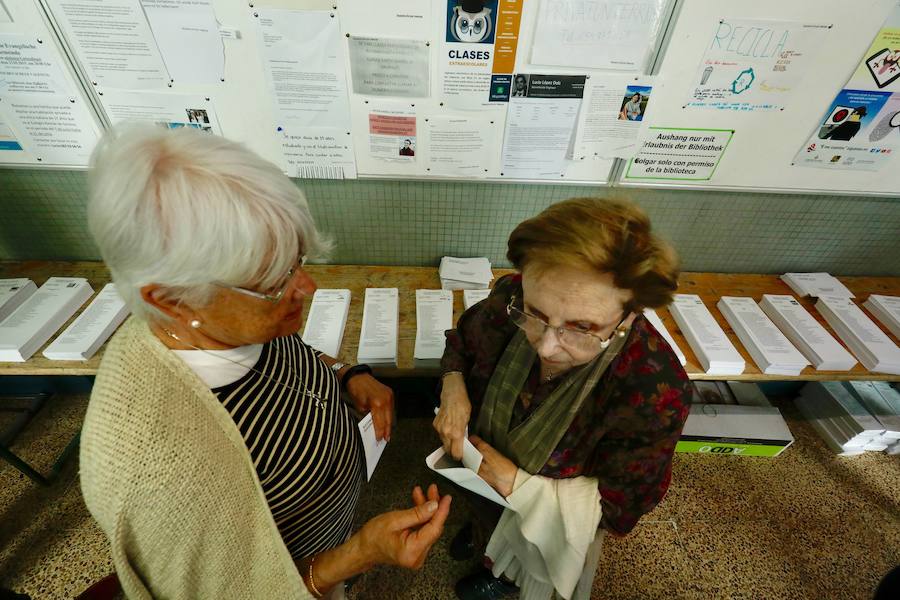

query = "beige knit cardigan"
80;317;312;599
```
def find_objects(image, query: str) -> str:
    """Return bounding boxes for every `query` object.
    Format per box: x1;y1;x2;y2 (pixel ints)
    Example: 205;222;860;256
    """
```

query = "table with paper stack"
1;261;899;382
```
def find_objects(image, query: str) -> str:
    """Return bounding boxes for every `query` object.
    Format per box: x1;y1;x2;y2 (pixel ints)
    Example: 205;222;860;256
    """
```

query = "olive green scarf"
474;328;629;474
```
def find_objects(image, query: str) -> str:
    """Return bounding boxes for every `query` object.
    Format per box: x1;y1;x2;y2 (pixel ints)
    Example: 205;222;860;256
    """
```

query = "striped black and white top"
209;334;364;559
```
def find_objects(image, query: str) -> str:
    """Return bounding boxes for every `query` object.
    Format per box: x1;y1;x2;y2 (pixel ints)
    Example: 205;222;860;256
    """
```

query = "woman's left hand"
470;435;518;497
346;373;395;442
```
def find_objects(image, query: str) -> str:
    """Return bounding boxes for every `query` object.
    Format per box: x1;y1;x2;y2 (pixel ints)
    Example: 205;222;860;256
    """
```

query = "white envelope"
425;439;513;510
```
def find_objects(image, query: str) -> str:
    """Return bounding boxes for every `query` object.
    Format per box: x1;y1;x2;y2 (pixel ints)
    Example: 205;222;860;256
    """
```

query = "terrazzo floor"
0;392;897;599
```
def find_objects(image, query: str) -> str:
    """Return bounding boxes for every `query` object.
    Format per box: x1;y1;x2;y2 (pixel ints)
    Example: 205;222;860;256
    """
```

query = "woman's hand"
470;435;518;498
346;373;394;442
433;373;471;460
357;484;452;569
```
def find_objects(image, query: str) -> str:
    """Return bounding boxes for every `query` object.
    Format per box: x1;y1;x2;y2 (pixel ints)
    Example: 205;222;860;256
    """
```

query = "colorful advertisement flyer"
686;18;831;111
625;127;733;181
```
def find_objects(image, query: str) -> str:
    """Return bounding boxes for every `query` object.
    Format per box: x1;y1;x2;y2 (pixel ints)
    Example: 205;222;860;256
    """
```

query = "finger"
412;486;426;506
372;409;388;442
390;500;440;532
377;404;393;442
450;435;464;461
426;483;439;503
410;495;452;547
469;434;483;445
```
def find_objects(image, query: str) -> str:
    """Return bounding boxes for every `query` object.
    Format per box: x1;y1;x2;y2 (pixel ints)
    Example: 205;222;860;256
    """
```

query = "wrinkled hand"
346;373;394;441
470;435;518;498
358;484;452;570
433;373;471;460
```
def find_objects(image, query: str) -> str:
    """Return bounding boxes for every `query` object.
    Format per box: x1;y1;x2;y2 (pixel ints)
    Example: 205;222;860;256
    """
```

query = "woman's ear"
140;284;197;323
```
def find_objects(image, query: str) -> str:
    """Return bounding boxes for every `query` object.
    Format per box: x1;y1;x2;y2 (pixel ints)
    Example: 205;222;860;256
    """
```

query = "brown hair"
506;197;679;311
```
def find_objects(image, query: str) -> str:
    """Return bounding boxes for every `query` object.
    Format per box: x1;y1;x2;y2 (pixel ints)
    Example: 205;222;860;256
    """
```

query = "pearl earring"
190;320;202;329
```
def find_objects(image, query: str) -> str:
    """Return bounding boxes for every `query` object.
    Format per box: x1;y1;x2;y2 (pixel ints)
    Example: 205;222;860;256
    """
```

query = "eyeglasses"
506;295;626;352
220;255;307;303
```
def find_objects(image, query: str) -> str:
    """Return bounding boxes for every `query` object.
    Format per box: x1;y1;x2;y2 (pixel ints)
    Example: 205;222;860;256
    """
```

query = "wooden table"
1;261;899;381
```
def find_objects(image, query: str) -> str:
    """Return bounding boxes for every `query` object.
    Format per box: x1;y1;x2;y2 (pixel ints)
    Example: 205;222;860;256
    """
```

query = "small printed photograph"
511;74;529;98
399;138;416;157
618;85;652;121
446;0;498;44
186;108;210;124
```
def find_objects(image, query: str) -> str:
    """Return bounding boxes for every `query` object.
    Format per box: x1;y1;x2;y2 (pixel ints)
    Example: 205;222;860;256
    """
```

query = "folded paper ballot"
0;277;94;362
0;279;37;322
642;308;687;366
669;294;744;375
816;295;900;375
414;290;453;366
780;272;855;299
759;294;856;371
463;288;491;310
302;289;351;358
43;283;129;361
358;413;387;481
863;294;900;339
357;288;398;366
718;296;809;376
439;257;493;291
426;440;513;510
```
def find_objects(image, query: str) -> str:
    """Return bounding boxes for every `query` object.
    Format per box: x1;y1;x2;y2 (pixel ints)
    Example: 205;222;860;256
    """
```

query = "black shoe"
454;567;518;600
449;521;476;561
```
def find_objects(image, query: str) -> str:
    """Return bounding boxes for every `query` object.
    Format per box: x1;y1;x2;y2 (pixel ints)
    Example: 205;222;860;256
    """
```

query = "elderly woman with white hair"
80;125;451;599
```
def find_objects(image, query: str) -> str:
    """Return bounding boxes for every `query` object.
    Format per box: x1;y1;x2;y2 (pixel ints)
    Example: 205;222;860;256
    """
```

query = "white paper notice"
530;0;666;71
47;0;169;89
100;90;222;134
0;96;99;165
426;443;512;509
141;0;225;85
340;0;431;39
425;116;495;176
368;105;418;162
348;37;429;98
281;128;357;179
255;9;351;129
358;413;387;481
572;75;654;159
0;34;73;96
687;18;831;111
500;75;585;179
625;127;733;181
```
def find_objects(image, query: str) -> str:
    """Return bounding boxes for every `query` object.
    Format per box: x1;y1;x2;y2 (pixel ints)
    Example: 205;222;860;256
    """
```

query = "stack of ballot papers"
780;272;855;298
759;294;857;371
0;279;37;322
463;288;491;310
43;283;129;361
439;257;493;290
717;296;809;376
815;295;900;375
0;277;93;362
676;404;794;457
642;308;687;366
843;381;900;450
414;290;453;367
357;288;398;366
863;294;900;339
796;382;887;454
669;294;744;374
726;381;773;407
301;289;351;358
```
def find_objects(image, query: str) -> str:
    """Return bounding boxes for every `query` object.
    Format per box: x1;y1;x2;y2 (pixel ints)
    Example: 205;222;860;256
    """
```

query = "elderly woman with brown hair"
80;125;451;599
434;198;692;600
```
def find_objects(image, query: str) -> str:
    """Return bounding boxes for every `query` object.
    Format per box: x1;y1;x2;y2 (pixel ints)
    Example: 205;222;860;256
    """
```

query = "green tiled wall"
1;168;898;276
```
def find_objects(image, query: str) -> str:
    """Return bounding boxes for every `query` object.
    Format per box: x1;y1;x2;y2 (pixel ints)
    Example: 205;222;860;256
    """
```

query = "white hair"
87;124;331;322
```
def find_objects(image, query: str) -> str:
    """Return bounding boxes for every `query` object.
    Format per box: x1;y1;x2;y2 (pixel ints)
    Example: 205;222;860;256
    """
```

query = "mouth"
283;308;303;322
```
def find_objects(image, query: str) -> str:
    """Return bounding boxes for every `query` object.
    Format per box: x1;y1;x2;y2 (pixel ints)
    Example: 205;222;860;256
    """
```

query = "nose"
535;325;563;359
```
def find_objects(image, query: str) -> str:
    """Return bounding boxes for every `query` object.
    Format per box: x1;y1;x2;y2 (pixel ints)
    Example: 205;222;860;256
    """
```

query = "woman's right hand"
433;372;471;460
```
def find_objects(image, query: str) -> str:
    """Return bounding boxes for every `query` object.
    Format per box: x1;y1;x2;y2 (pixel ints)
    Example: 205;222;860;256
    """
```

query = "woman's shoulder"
608;314;692;394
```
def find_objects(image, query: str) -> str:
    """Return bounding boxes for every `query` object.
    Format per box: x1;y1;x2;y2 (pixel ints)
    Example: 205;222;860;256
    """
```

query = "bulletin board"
620;0;900;196
0;0;104;167
8;0;680;186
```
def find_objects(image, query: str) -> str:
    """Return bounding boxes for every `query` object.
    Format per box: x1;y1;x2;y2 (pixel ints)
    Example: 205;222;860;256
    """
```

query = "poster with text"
625;127;733;181
847;4;900;92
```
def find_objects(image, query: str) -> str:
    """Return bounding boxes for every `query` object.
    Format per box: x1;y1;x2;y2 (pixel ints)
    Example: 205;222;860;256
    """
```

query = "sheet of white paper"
348;37;429;97
0;1;12;23
530;0;666;71
426;445;511;509
368;104;418;162
414;290;453;360
141;0;225;85
571;75;655;159
0;95;99;165
0;34;73;96
47;0;169;89
281;127;357;179
255;9;351;129
501;96;581;179
100;90;222;134
357;288;399;363
339;0;431;39
425;116;495;176
301;288;350;357
463;288;491;310
358;413;388;481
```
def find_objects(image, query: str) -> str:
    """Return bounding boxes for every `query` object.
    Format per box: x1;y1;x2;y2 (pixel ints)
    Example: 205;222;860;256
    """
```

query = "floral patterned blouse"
441;274;692;535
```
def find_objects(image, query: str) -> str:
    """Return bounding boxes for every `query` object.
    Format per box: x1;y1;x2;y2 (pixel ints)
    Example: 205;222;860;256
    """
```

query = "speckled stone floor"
0;393;897;599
